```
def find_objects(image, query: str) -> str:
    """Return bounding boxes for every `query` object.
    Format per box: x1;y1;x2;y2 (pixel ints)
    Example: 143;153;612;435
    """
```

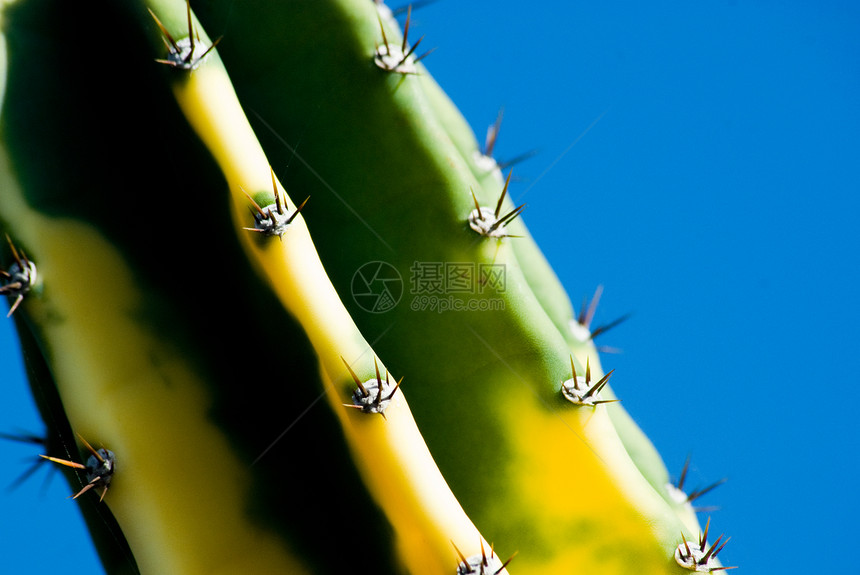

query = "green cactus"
0;0;732;573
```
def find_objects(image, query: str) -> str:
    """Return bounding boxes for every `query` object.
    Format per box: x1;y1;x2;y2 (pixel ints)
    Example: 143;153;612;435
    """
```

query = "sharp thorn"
681;534;692;559
38;455;86;470
185;0;194;53
710;535;731;560
412;46;436;64
700;517;711;548
77;433;104;463
401;4;412;53
589;313;632;340
582;284;603;328
497;149;539;170
484;107;504;157
496;551;517;574
687;477;728;503
341;357;367;397
286;196;310;225
677;454;691;491
148;9;180;53
400;34;424;64
494;170;513;218
701;533;725;564
386;376;404;401
451;541;469;566
6;295;23;317
377;16;390;53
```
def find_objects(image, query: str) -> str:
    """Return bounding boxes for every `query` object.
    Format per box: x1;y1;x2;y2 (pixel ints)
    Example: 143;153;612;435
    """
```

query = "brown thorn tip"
451;541;468;565
710;535;731;560
401;4;412;53
400;34;424;64
494;170;513;218
592;399;621;405
39;455;86;470
496;551;517;574
589;313;632;340
682;535;692;558
148;9;179;52
272;173;285;215
341;356;361;383
485;107;504;157
701;517;712;547
687;477;728;503
582;284;603;328
373;357;382;387
386;376;404;401
241;188;265;215
287;196;310;224
377;16;390;52
412;46;436;65
5;234;22;267
701;533;725;563
588;369;614;397
469;188;483;216
7;295;23;317
677;454;692;490
77;433;104;463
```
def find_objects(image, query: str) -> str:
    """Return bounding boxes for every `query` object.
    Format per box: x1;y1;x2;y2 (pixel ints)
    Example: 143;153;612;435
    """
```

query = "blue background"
2;0;858;572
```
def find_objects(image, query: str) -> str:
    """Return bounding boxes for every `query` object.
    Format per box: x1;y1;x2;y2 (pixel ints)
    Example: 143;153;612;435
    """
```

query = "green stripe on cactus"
187;0;712;571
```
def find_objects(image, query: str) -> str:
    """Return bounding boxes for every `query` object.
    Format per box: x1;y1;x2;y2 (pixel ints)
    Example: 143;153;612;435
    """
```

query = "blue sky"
2;0;859;572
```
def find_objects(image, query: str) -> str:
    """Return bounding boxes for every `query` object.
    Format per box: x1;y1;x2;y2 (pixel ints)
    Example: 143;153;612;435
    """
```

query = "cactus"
0;0;732;573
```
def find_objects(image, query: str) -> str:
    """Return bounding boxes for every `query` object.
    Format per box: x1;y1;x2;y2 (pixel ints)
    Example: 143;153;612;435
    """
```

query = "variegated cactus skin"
0;0;732;573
